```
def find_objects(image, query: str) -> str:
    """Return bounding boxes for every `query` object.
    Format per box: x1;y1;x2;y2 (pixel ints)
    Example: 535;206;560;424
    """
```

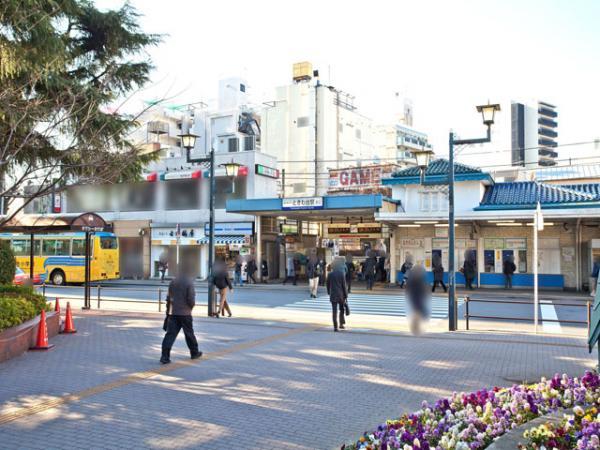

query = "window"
244;136;255;151
72;239;86;256
355;129;362;140
228;137;239;152
240;83;246;92
419;192;430;212
430;192;439;211
11;239;30;256
42;239;70;256
100;237;118;250
297;116;309;127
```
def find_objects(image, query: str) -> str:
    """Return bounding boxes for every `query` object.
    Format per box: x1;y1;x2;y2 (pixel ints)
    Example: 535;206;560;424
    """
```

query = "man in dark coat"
363;252;377;290
502;255;516;289
326;260;348;332
261;259;268;283
245;258;257;284
432;254;447;292
462;251;477;290
406;264;430;335
160;269;202;364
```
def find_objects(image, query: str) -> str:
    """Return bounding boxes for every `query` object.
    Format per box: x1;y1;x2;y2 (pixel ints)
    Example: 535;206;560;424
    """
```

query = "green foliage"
0;0;162;217
0;241;16;284
0;285;50;331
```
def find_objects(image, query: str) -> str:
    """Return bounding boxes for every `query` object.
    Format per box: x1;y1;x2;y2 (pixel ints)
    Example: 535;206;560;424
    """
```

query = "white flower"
403;445;413;450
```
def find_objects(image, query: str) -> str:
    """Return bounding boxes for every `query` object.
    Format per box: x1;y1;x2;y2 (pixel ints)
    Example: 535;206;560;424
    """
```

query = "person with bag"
306;255;320;298
160;266;202;364
327;259;348;332
213;258;233;317
399;255;414;288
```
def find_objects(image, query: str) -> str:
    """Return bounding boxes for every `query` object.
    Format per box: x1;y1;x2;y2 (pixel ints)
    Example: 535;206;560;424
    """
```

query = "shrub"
0;285;50;331
0;241;16;285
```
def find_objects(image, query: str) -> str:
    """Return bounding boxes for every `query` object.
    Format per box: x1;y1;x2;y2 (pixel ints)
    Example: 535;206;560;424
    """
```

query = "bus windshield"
99;236;118;250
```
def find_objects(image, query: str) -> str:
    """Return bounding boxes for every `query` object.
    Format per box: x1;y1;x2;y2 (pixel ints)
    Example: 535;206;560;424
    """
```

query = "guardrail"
38;284;167;312
463;296;592;334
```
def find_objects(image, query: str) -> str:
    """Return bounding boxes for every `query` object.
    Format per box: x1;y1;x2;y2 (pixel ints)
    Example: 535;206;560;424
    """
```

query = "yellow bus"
0;232;120;285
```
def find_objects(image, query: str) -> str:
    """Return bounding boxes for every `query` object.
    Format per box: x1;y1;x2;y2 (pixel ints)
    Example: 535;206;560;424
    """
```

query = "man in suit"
160;268;202;364
327;259;348;332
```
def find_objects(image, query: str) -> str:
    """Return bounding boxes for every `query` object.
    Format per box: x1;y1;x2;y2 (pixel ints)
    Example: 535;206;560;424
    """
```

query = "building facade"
378;159;600;291
511;100;558;167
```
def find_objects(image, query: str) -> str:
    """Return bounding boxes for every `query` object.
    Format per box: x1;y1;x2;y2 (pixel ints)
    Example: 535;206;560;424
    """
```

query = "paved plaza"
0;310;596;449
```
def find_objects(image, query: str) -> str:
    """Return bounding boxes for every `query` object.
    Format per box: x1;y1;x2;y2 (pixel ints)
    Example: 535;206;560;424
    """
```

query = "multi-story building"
261;62;378;197
511;100;558;167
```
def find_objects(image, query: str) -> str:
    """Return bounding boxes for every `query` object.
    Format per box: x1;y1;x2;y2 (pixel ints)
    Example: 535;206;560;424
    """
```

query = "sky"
96;0;600;167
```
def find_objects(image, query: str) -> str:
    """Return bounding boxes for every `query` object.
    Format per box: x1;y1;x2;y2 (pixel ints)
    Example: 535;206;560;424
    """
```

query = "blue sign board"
281;197;324;211
204;222;254;236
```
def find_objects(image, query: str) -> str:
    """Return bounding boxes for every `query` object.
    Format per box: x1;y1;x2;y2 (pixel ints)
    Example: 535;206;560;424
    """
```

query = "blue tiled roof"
478;182;600;209
391;159;483;178
383;159;492;185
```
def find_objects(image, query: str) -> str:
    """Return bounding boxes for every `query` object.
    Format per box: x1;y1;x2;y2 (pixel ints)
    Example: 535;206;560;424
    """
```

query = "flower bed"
343;372;600;450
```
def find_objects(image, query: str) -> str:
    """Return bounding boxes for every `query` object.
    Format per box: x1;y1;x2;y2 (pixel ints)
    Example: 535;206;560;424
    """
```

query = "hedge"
0;241;16;285
0;285;50;332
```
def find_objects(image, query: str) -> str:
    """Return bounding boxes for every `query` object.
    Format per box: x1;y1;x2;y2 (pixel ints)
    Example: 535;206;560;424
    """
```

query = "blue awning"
198;235;246;245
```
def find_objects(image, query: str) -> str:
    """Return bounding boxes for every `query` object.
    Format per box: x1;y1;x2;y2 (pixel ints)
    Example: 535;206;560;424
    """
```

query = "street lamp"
426;102;500;331
412;146;435;184
179;130;218;317
220;160;241;177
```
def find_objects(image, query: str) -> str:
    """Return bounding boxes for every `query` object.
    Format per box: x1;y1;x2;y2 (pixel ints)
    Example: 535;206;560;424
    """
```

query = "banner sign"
204;222;254;236
328;164;398;192
255;164;279;178
282;197;323;210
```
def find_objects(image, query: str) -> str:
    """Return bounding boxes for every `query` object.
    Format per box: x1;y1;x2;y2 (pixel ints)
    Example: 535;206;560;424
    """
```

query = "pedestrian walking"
261;259;269;283
406;264;430;335
307;255;320;298
158;250;169;282
431;254;447;293
213;259;233;317
398;254;414;288
376;256;386;282
503;255;516;289
591;258;600;296
318;258;326;286
363;251;377;290
246;258;257;284
160;267;202;364
345;255;355;293
384;257;391;283
283;255;296;285
462;251;477;290
327;259;348;332
233;256;244;287
293;257;300;285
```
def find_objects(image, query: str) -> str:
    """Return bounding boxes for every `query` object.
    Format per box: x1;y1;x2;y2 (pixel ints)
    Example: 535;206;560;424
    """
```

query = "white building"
511;100;558;167
261;62;378;197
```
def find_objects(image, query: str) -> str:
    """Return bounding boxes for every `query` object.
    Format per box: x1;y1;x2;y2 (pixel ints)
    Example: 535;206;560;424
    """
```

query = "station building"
378;160;600;291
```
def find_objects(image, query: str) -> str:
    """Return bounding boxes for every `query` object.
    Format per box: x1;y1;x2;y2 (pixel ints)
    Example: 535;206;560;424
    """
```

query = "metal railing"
463;296;592;334
39;284;168;312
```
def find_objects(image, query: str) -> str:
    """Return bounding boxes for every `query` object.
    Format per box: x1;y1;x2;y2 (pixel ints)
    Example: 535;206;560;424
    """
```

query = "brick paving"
0;311;595;449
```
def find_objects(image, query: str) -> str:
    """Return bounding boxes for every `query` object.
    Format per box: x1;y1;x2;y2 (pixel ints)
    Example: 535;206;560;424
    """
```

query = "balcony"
538;147;558;158
538;107;557;118
538;138;558;147
538;117;558;128
538;157;557;167
147;121;169;135
538;127;558;138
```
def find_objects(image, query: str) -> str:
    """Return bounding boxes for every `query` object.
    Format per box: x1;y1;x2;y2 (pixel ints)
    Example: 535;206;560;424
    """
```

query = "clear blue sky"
96;0;600;166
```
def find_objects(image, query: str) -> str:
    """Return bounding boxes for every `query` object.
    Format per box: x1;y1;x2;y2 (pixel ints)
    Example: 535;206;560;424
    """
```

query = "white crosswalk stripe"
279;293;462;318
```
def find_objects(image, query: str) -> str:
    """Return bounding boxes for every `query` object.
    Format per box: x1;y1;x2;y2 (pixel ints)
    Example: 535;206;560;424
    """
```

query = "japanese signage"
325;223;383;238
505;238;527;250
282;197;323;210
53;193;62;213
328;164;398;194
204;222;254;236
151;227;204;246
255;164;279;179
400;238;425;248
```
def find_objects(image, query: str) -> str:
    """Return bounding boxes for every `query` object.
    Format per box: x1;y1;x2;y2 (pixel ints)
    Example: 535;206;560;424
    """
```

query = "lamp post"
220;160;242;193
179;130;218;317
414;103;500;331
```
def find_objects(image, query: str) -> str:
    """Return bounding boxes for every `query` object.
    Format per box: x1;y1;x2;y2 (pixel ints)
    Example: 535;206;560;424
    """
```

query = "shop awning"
198;235;247;245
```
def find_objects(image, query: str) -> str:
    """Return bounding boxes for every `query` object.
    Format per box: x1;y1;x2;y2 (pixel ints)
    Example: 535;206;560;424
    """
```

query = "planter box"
0;311;60;363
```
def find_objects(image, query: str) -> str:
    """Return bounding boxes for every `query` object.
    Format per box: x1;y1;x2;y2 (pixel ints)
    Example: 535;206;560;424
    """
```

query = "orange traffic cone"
54;297;60;313
61;302;77;334
30;309;54;350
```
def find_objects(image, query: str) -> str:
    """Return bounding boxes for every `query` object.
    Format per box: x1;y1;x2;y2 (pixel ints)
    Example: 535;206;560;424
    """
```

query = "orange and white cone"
54;297;60;314
30;309;54;350
61;302;77;334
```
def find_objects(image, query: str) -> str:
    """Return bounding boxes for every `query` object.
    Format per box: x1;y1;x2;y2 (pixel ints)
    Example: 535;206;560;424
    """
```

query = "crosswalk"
279;293;463;318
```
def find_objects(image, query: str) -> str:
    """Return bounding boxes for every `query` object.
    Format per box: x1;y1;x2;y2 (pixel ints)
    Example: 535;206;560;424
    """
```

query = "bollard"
42;283;46;297
465;296;470;331
158;288;162;312
97;285;101;309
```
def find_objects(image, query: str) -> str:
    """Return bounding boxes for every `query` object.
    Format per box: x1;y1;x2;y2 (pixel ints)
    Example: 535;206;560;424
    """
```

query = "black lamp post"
179;130;218;317
414;102;500;331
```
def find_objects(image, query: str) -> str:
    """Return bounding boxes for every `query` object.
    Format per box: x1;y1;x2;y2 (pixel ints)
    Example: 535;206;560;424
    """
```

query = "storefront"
150;224;204;278
198;222;254;277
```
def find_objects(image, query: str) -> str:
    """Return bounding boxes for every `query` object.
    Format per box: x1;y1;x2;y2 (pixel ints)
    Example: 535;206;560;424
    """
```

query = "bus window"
100;236;118;250
42;239;71;256
11;239;30;256
72;239;86;256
